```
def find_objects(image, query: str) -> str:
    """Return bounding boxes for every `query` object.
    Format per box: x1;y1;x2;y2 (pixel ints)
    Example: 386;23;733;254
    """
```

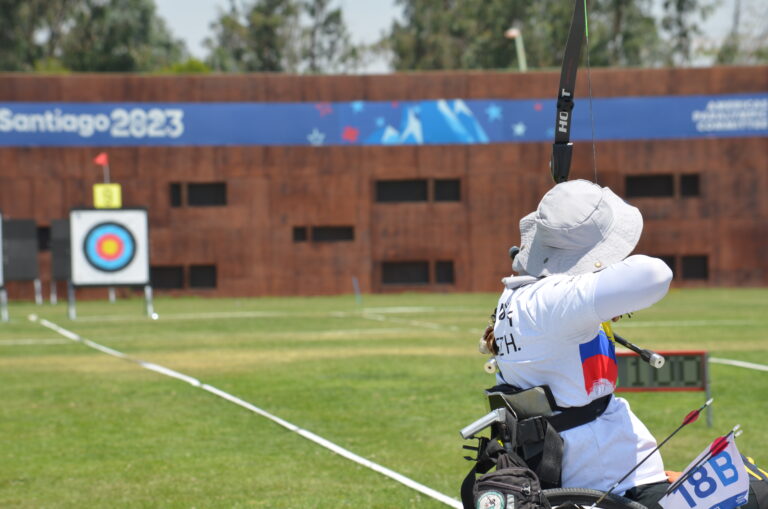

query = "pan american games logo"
82;222;136;272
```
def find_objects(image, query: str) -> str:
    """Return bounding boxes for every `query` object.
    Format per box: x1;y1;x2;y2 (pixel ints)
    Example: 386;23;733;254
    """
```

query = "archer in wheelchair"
460;180;767;509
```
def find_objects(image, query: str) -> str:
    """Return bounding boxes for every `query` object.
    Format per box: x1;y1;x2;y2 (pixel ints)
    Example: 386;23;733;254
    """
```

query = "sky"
154;0;737;73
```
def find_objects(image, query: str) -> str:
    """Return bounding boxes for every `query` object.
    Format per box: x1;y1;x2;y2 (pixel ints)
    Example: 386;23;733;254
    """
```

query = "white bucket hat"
512;179;643;277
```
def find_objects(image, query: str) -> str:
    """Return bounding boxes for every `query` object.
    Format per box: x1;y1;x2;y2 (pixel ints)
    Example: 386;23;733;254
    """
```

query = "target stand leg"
34;278;43;306
50;280;58;305
144;285;157;320
67;280;77;320
1;288;8;322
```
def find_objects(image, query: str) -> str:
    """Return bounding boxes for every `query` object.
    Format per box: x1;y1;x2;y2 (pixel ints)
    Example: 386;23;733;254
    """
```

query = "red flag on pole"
93;152;109;166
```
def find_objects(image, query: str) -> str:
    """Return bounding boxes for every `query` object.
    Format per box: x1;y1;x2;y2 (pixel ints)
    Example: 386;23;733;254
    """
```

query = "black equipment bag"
461;383;614;506
462;441;550;509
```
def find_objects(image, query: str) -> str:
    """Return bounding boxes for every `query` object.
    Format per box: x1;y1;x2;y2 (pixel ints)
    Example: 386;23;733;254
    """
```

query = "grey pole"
34;278;43;305
144;285;156;319
67;280;76;320
50;280;58;305
0;288;8;322
504;27;528;72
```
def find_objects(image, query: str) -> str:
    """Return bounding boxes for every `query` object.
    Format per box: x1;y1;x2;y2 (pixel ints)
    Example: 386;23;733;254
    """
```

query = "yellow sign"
93;183;122;209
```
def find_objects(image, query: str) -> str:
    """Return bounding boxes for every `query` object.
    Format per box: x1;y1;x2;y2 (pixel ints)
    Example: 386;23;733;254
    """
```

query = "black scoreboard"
617;351;709;391
616;350;711;425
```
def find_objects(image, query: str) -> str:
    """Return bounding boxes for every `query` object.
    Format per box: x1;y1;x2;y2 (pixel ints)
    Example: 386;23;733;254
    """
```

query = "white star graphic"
512;122;527;136
307;128;325;146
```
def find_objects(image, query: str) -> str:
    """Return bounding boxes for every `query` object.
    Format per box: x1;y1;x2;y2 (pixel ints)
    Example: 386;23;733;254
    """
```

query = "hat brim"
513;188;643;277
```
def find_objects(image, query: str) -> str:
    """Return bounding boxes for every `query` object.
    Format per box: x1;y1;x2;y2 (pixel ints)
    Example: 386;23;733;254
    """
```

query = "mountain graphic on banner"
365;99;489;145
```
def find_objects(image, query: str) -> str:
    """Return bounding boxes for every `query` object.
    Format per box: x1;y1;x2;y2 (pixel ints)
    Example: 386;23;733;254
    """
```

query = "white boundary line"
0;339;70;346
30;315;462;508
618;320;755;328
710;357;768;372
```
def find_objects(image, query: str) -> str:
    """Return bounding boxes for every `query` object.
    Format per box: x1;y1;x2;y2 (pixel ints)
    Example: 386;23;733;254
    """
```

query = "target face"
70;209;149;286
83;222;136;272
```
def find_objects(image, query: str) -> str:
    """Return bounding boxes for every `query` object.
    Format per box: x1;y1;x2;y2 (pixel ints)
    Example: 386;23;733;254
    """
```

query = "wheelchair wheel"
543;488;648;509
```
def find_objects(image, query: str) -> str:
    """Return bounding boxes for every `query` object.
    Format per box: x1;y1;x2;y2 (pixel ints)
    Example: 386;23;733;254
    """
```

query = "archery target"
83;223;136;272
70;209;149;286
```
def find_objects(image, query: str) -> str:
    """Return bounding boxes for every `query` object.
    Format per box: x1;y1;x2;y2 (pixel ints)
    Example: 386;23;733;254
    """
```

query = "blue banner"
0;93;765;147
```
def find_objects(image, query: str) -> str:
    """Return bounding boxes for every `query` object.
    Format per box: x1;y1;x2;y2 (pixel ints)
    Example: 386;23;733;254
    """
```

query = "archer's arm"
593;255;673;322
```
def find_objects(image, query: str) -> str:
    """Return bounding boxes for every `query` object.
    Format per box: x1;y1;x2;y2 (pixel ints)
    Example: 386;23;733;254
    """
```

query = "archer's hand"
665;471;682;483
479;325;498;355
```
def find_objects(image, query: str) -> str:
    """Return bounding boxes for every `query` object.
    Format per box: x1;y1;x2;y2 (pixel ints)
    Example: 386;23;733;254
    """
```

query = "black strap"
547;394;612;432
537;423;564;488
460;464;479;509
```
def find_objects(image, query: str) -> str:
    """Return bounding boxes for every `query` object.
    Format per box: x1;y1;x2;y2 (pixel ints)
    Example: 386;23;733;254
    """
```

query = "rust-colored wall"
0;67;766;298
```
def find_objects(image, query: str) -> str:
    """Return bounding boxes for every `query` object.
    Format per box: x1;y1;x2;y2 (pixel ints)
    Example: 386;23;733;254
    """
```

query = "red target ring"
95;233;125;261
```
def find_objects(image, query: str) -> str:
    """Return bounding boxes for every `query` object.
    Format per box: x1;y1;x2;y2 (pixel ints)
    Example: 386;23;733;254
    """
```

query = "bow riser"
551;0;587;184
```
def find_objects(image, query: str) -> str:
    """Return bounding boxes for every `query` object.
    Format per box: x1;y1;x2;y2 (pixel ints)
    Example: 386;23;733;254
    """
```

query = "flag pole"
93;152;115;303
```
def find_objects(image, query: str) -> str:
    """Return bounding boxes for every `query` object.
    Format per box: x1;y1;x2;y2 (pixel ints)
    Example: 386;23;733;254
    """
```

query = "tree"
388;0;473;71
587;0;661;67
163;58;213;74
301;0;359;73
205;0;360;74
205;0;299;72
0;0;47;70
714;0;767;64
660;0;714;65
60;0;186;72
385;0;662;71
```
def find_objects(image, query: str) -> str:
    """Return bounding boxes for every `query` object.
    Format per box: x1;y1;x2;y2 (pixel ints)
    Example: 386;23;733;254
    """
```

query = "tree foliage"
301;0;359;73
61;0;185;72
660;0;715;65
0;0;186;72
385;0;707;70
0;0;80;71
714;0;768;64
0;0;764;74
205;0;299;72
205;0;359;74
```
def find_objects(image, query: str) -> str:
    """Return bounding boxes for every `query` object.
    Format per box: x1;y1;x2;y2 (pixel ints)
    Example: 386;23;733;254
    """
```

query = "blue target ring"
83;222;136;272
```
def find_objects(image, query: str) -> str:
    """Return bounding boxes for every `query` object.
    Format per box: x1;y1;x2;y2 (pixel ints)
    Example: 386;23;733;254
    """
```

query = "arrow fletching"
682;398;714;425
709;436;729;455
682;410;700;426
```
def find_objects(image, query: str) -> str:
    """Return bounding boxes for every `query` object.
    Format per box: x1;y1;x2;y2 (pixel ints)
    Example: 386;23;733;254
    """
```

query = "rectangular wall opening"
680;174;701;197
312;226;354;242
169;182;182;207
375;179;428;202
435;260;455;284
187;182;227;206
625;175;674;198
381;261;429;285
37;225;51;251
434;179;461;202
151;266;184;289
681;255;708;280
189;265;217;288
293;226;308;242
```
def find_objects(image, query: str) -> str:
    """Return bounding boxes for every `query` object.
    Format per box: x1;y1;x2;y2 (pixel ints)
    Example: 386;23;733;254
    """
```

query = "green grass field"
1;289;766;508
